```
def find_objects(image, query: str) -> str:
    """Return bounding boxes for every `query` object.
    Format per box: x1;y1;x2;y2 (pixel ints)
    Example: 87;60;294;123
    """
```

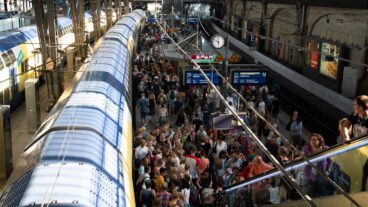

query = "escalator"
224;135;368;207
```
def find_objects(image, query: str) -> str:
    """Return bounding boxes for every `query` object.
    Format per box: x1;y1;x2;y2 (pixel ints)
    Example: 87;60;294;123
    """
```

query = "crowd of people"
132;22;368;207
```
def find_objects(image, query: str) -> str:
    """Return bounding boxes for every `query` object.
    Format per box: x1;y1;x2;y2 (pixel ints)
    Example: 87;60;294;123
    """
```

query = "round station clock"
211;34;225;49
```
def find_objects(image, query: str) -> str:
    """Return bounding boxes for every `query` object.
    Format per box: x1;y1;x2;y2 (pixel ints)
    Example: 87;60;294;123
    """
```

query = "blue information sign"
232;70;267;85
185;70;221;86
187;17;198;24
148;17;160;23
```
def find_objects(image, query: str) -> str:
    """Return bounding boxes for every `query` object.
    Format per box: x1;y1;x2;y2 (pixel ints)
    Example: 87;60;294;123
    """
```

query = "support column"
90;0;100;41
0;105;12;180
114;0;122;19
64;47;75;89
33;0;62;109
68;0;86;60
123;0;129;14
25;79;40;133
105;0;113;29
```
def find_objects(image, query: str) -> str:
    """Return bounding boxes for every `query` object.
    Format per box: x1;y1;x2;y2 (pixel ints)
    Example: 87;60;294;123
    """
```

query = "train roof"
85;12;92;19
0;30;31;52
57;17;73;28
0;17;73;52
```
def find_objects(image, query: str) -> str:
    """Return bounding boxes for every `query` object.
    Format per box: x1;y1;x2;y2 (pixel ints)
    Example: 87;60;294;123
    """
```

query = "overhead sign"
191;54;222;64
228;53;239;63
187;17;198;24
213;113;248;130
147;17;161;23
231;70;267;85
214;53;223;62
185;70;221;86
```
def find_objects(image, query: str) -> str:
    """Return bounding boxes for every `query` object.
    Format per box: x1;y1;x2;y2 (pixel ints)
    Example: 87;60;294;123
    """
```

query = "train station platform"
201;20;348;144
0;83;50;192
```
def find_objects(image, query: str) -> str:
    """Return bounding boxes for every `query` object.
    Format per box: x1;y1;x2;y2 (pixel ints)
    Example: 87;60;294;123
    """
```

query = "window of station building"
320;42;340;79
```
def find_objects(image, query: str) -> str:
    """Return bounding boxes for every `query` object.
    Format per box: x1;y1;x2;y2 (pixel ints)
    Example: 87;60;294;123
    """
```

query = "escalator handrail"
224;134;368;192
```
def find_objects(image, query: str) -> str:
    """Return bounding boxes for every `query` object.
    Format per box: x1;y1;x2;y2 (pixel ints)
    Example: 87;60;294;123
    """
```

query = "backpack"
136;176;149;194
189;184;201;206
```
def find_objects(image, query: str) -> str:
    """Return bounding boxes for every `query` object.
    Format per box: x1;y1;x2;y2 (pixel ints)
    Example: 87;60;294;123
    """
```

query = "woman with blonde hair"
338;118;352;144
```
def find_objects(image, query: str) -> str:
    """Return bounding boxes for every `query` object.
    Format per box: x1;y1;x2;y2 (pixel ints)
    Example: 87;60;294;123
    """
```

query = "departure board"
232;70;267;85
185;70;221;86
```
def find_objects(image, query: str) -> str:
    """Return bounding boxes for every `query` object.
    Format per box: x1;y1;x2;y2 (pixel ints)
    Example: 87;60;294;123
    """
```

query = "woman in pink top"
198;151;210;175
250;156;274;176
250;156;274;205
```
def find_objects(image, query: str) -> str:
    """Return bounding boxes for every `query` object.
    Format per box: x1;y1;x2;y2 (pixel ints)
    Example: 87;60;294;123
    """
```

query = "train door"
8;50;20;105
0;58;6;105
0;54;11;105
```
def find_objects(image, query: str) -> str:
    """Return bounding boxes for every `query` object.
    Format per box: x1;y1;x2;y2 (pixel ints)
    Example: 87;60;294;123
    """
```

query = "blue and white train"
0;9;145;207
0;12;104;108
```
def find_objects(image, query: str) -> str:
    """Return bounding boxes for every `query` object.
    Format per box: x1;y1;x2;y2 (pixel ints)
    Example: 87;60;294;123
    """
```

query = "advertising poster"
311;51;319;70
320;42;339;79
305;41;320;70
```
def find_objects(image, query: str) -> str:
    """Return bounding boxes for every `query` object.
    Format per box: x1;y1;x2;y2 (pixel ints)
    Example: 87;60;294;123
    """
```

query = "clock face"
211;34;225;49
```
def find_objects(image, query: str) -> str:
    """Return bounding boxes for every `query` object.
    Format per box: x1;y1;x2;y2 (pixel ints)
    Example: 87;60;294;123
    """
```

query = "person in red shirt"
241;160;251;180
185;145;200;167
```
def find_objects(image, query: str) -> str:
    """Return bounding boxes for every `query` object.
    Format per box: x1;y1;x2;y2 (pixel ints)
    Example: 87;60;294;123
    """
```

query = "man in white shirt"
215;136;227;157
135;140;148;161
258;99;266;114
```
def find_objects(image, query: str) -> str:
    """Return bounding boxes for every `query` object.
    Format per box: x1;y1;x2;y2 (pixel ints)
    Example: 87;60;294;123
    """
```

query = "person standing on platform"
288;111;304;149
341;95;368;192
301;133;332;197
271;96;280;119
342;95;368;141
140;180;156;207
148;94;157;123
138;93;150;126
158;103;168;127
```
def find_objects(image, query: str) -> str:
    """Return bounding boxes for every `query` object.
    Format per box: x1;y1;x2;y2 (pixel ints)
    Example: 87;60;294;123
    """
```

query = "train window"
0;59;4;70
21;60;28;73
7;50;16;63
1;53;11;66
